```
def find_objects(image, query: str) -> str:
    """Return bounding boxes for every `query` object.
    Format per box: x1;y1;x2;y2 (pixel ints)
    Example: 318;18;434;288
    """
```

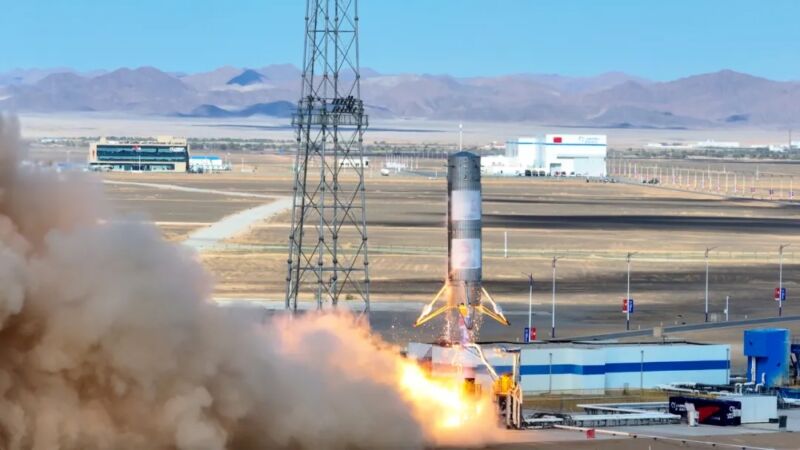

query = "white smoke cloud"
0;115;502;449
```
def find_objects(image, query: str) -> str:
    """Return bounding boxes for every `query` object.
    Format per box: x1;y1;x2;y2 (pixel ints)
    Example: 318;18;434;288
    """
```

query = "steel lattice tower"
285;0;370;314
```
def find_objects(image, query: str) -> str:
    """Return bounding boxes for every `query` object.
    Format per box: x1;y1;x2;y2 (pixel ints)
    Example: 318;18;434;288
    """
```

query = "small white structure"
694;140;740;149
503;134;607;177
719;395;777;424
481;155;524;176
339;157;369;168
189;155;227;173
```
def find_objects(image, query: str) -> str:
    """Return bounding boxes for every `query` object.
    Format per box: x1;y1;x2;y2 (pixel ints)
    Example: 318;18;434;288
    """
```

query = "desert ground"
25;127;800;375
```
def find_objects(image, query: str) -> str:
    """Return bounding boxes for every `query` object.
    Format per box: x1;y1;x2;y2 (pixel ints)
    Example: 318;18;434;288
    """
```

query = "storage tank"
744;328;790;388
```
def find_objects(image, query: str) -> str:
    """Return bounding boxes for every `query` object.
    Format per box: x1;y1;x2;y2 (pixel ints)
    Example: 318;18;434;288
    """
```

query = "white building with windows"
189;155;228;173
498;134;608;177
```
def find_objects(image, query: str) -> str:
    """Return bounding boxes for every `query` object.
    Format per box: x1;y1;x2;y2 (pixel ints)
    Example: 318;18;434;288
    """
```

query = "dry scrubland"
207;155;799;316
30;143;800;344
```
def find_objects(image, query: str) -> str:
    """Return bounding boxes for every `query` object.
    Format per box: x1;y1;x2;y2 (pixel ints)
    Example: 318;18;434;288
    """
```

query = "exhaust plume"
0;116;501;449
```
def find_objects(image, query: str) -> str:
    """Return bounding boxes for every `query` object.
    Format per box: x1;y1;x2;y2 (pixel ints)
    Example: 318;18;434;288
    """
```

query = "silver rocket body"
448;152;483;325
414;151;509;337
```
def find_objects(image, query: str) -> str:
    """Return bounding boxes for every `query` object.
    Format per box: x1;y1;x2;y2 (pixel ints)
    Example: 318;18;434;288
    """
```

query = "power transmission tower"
285;0;370;314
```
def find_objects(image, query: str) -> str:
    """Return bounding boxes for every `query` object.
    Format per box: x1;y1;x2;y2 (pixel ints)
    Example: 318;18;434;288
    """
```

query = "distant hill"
2;65;800;128
226;69;267;86
1;67;195;113
180;66;242;91
184;101;294;118
238;101;294;117
185;104;235;118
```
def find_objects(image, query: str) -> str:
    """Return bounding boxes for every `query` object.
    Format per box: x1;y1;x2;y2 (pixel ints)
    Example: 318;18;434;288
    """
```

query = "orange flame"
397;360;501;444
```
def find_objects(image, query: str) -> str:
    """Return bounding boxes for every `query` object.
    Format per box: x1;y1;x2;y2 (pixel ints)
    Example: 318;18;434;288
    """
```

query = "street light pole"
626;252;637;331
725;295;729;322
551;256;561;339
527;274;534;332
780;244;789;317
704;246;716;323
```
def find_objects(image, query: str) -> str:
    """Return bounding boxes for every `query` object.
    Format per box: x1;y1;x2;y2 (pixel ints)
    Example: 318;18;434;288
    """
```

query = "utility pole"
725;295;729;322
704;246;717;322
626;252;637;331
780;244;790;317
525;273;534;333
551;256;562;338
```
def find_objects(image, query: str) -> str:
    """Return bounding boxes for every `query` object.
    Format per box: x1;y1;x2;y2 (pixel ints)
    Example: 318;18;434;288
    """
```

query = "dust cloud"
0;115;501;449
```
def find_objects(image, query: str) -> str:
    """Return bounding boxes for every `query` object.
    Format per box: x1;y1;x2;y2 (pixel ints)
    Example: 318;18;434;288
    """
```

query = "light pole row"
525;244;791;340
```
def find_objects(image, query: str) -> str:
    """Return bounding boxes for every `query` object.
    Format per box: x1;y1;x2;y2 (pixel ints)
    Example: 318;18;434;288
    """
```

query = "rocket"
413;151;510;333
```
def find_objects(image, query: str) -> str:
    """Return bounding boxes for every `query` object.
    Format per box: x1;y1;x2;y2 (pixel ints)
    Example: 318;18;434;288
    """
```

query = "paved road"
184;197;293;251
103;180;293;251
104;180;278;199
569;314;800;341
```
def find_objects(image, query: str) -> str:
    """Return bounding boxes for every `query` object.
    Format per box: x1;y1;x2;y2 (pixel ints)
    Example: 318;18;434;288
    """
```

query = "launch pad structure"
285;0;371;313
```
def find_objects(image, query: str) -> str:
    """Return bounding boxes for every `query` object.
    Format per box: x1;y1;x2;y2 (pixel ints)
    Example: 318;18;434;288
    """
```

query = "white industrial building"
189;155;229;173
695;140;740;149
498;134;607;177
408;341;730;395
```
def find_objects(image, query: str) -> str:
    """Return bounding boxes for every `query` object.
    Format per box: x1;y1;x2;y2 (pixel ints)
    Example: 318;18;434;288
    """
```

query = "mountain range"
1;65;798;128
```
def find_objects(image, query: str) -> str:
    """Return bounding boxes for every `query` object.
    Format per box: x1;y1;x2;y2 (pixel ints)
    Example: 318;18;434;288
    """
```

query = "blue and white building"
89;137;190;172
408;341;730;396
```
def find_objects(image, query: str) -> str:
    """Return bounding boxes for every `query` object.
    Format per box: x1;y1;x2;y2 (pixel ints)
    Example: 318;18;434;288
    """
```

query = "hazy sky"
1;0;798;80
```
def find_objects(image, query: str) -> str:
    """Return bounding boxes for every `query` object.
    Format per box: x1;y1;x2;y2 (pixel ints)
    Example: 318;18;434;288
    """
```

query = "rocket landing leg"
413;283;510;330
477;286;510;326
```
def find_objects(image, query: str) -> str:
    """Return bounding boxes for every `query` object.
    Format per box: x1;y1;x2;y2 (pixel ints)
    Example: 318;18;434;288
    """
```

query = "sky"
1;0;799;81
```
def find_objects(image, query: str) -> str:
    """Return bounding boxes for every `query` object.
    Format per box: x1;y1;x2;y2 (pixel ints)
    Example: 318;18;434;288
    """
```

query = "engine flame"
397;359;501;444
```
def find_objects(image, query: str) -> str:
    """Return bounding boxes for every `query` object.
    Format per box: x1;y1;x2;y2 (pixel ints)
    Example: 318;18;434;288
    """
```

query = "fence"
206;242;797;264
607;158;798;202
